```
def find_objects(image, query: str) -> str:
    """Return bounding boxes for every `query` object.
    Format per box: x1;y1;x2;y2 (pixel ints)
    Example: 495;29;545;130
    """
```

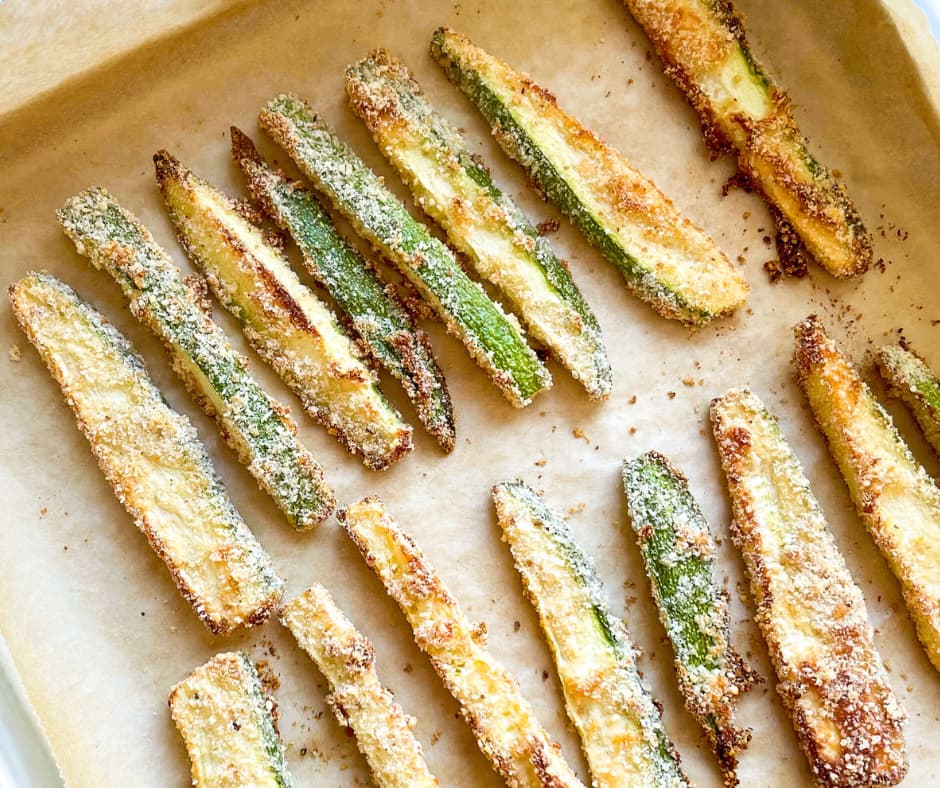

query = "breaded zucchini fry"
155;151;413;470
875;343;940;459
710;387;906;787
169;652;293;787
231;128;455;452
59;188;334;530
430;28;748;325
492;480;688;788
622;0;871;278
280;584;438;788
260;94;553;408
621;452;757;784
8;272;283;634
346;51;612;399
339;496;585;788
794;316;940;672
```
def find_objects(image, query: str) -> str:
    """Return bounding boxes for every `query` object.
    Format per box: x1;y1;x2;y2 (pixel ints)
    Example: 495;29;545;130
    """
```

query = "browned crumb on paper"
536;217;560;235
764;209;810;283
8;344;22;362
572;426;589;443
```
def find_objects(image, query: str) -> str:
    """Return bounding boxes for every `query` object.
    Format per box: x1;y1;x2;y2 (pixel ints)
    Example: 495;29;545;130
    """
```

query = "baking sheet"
2;0;940;785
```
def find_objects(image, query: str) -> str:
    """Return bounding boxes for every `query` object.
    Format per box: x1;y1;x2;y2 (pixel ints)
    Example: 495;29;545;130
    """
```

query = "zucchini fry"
875;343;940;458
230;128;455;451
58;188;334;530
8;272;283;634
346;51;612;399
339;496;585;788
430;28;748;325
622;0;871;278
280;584;439;788
169;652;293;787
260;94;553;407
710;387;907;787
155;151;413;470
492;480;688;788
794;316;940;672
621;452;756;784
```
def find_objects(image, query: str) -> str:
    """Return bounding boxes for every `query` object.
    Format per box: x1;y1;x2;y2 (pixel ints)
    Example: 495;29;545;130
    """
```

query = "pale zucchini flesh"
280;584;439;788
155;150;413;471
621;452;756;784
260;93;553;407
8;272;283;635
875;343;940;459
339;496;585;788
430;27;749;325
492;480;688;788
710;386;907;787
794;316;940;673
58;188;335;529
622;0;872;277
169;652;293;787
230;127;455;452
346;50;612;399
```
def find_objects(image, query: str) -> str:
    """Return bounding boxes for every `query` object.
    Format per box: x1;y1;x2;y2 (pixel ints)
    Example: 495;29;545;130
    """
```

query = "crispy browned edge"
336;496;575;788
229;126;456;454
626;0;872;277
630;451;758;787
8;278;280;635
154;149;413;472
709;391;907;787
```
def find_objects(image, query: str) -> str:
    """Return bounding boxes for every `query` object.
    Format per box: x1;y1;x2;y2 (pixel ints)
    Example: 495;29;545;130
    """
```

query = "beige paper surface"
1;0;939;785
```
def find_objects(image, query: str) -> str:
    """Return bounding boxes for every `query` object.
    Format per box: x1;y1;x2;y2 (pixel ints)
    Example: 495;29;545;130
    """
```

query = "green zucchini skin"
430;27;748;325
622;451;757;784
259;93;553;408
345;51;612;400
230;128;455;451
58;188;335;530
876;343;940;459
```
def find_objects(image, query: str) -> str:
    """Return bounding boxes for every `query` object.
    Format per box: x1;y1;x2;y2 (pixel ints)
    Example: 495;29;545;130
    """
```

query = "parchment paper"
1;1;939;785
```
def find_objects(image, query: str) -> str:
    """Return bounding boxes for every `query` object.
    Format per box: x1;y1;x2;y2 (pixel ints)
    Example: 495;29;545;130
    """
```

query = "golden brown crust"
339;496;584;788
710;387;907;786
624;0;872;278
9;273;283;635
794;316;940;673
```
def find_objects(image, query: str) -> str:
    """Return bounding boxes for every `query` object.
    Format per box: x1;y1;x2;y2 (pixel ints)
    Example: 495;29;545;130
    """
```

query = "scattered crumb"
628;394;637;404
430;731;441;745
572;427;589;443
255;660;281;692
39;507;47;517
403;663;413;674
629;427;637;435
534;458;547;467
667;391;676;399
513;620;521;632
566;503;586;517
8;345;21;362
681;377;696;387
536;218;560;235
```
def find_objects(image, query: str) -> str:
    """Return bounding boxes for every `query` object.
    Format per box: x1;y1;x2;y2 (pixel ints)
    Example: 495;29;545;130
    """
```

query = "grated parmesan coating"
58;187;334;530
259;93;552;408
622;452;758;786
795;316;940;673
875;343;940;460
231;127;455;452
339;496;585;787
346;50;612;400
155;150;413;471
281;584;439;787
492;480;688;788
169;651;293;787
8;272;283;634
710;386;907;787
430;27;748;325
622;0;871;278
